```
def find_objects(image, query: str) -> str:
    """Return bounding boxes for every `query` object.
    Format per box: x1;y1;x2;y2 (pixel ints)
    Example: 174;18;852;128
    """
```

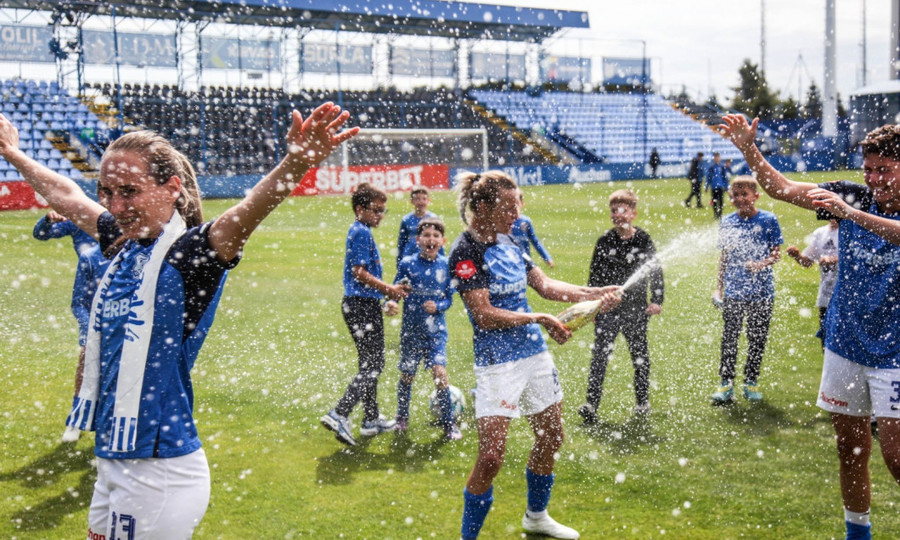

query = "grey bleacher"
469;89;741;164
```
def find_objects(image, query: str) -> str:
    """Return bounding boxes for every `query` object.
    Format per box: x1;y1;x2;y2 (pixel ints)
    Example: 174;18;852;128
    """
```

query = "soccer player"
385;217;460;440
321;182;410;447
720;114;900;540
711;176;782;404
0;103;357;539
510;189;555;268
449;170;621;540
705;152;731;220
396;186;442;264
33;209;97;255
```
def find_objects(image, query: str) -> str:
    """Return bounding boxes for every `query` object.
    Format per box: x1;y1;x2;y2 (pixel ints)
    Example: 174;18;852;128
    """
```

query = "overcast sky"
465;0;894;104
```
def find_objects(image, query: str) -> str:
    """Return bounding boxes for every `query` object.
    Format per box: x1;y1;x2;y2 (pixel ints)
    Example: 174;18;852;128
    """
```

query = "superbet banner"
292;164;449;196
0;181;48;210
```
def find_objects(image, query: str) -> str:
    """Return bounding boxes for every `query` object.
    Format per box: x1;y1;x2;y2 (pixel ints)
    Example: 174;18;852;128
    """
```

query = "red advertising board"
292;164;449;196
0;181;49;210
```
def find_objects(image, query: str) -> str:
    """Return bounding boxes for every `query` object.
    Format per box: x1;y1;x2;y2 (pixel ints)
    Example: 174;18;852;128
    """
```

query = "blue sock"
845;521;872;540
437;386;452;429
396;379;412;420
526;468;554;513
461;486;493;539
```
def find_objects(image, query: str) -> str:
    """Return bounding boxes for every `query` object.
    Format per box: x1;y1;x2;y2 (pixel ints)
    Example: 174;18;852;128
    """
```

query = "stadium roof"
851;79;900;96
2;0;589;41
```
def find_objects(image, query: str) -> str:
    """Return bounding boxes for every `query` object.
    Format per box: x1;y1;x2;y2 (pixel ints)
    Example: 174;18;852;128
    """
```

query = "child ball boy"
711;176;783;404
321;182;410;447
578;189;664;424
510;189;555;268
397;187;442;264
385;218;461;440
786;219;839;347
706;152;731;220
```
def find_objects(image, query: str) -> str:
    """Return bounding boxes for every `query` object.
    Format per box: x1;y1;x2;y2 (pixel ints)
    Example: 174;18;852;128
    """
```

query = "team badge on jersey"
455;260;476;280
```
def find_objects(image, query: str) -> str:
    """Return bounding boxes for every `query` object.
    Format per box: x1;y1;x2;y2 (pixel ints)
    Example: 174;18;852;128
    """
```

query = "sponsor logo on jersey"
499;399;518;411
456;260;476;280
489;279;527;296
819;391;848;408
103;298;132;319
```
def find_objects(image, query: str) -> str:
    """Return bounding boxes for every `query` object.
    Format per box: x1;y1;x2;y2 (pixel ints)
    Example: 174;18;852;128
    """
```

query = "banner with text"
0;181;49;210
82;30;176;67
201;36;280;70
390;47;455;77
293;164;449;196
301;42;373;74
602;57;650;86
469;51;525;81
0;24;54;63
540;55;591;85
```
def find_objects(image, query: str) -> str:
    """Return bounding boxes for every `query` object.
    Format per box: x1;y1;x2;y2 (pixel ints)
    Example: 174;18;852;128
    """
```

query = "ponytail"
454;170;517;225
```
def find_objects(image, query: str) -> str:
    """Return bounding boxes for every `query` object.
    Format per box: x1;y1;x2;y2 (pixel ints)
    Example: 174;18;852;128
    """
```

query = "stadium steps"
466;101;561;165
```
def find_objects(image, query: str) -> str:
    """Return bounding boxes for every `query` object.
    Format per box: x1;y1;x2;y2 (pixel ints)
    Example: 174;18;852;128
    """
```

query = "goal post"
327;128;489;171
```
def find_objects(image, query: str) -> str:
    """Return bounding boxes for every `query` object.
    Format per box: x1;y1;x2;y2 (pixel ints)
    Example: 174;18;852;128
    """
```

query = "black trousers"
588;309;651;408
719;298;773;384
711;187;726;219
335;296;385;422
685;180;703;207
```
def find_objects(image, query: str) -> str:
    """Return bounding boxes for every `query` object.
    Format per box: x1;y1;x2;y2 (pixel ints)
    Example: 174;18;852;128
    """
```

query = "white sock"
844;508;870;526
526;510;548;519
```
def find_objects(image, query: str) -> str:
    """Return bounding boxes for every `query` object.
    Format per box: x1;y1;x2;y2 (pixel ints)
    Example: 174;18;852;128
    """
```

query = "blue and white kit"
510;215;552;263
344;220;384;298
396;210;442;263
33;214;97;255
394;252;454;373
717;210;783;301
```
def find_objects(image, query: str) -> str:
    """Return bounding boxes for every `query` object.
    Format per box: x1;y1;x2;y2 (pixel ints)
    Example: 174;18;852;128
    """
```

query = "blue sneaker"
742;382;763;401
711;382;734;405
359;415;396;436
845;521;872;540
321;409;356;446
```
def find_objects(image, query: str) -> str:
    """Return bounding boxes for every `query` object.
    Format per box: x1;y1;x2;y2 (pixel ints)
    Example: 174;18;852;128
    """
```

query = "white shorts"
817;349;900;419
88;448;210;540
474;350;562;419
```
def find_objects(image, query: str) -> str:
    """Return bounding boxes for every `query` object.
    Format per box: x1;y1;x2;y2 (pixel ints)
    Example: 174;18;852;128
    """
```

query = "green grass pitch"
1;171;898;538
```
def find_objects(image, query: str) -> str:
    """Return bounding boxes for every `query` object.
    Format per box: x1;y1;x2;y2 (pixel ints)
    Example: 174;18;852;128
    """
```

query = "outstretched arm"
806;188;900;246
527;266;621;307
719;115;818;210
0;114;104;237
209;103;359;261
459;288;572;344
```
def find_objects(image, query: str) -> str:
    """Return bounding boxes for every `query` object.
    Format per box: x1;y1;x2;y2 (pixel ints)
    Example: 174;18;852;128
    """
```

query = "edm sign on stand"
82;30;176;67
202;36;280;70
0;24;54;63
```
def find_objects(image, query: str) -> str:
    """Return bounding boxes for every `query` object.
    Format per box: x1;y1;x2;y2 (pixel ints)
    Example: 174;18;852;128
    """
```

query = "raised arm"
209;103;359;261
0;114;104;237
719;115;818;210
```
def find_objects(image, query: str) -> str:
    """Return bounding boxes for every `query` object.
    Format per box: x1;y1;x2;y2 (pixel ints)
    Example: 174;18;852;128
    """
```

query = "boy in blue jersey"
510;189;554;268
321;182;411;447
706;152;731;219
33;209;98;255
396;186;442;264
711;176;782;404
385;217;460;440
722;114;900;540
33;210;103;442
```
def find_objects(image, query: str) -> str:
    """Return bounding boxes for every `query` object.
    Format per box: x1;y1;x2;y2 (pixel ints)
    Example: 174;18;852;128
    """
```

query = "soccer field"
2;172;898;539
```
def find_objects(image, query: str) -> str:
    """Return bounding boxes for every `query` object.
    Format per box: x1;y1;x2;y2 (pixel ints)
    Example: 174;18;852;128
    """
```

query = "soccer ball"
429;385;466;421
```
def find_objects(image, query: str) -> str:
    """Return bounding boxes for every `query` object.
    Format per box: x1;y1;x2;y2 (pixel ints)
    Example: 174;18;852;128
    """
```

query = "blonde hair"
609;189;638;208
102;130;203;228
729;175;758;192
454;170;518;225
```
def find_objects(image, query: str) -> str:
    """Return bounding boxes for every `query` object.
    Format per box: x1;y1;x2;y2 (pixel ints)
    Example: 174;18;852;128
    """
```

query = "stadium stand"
85;83;551;176
1;78;109;181
468;89;742;165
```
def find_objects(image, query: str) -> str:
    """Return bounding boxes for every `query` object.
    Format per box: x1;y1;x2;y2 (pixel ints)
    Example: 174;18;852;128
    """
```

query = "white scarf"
67;211;186;453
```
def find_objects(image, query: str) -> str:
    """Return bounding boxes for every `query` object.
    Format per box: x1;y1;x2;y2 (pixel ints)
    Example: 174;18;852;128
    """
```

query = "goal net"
320;128;489;170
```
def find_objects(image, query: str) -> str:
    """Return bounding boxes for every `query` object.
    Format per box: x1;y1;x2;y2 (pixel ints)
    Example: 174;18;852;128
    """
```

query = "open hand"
719;114;758;152
285;103;359;169
0;113;20;158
